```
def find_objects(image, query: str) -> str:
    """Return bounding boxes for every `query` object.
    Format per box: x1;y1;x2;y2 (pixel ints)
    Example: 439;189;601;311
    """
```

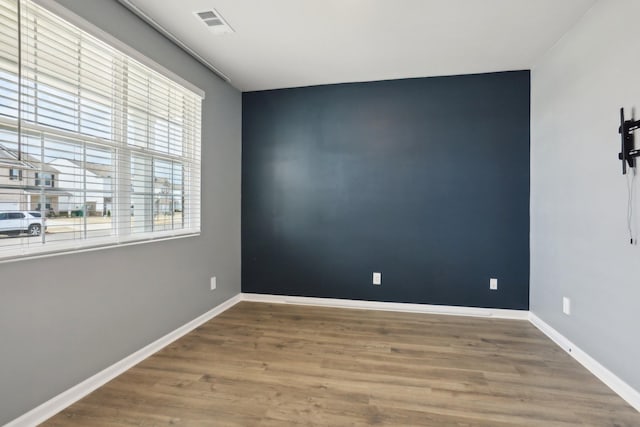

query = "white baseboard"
5;294;243;427
529;312;640;412
240;293;530;320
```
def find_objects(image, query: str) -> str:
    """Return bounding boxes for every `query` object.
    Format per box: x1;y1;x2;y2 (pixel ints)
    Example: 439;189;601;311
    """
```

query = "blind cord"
627;169;636;245
17;0;22;161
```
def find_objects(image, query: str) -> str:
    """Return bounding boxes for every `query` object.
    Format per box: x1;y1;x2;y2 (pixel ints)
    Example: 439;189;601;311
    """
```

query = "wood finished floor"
44;302;640;426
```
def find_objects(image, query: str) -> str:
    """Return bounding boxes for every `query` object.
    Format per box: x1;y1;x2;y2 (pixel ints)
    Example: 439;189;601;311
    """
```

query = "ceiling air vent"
194;9;234;34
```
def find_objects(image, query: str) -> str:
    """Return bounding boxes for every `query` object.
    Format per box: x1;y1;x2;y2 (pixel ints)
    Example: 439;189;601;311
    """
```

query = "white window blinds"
0;0;202;260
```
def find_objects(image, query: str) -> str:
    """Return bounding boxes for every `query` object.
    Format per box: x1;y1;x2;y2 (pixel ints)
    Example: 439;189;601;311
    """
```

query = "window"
0;0;203;259
9;168;21;180
35;172;54;187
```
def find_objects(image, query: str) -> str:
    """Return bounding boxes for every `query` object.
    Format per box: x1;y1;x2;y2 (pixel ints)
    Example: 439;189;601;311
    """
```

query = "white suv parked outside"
0;211;47;236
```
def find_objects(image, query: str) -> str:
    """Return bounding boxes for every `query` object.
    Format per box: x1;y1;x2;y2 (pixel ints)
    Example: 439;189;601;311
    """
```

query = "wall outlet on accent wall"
489;278;498;290
372;272;382;285
210;276;217;290
563;297;571;315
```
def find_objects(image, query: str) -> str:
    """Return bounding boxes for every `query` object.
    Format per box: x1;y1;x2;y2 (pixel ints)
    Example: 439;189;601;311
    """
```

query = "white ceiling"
128;0;596;92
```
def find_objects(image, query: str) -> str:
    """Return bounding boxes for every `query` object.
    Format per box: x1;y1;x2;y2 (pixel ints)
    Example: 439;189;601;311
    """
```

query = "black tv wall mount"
619;107;640;174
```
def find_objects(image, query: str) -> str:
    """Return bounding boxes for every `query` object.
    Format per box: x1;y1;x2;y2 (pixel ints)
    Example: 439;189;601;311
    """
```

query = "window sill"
0;230;201;264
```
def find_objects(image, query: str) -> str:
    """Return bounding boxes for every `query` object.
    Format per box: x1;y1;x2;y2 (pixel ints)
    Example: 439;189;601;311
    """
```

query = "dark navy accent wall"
242;71;530;309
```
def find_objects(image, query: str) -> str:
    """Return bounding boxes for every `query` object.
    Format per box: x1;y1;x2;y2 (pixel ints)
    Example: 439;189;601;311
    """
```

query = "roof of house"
0;144;61;174
0;144;114;178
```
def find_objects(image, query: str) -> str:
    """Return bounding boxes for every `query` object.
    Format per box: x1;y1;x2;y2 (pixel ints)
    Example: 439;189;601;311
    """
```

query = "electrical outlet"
372;272;382;286
489;278;498;290
563;297;571;315
210;276;217;290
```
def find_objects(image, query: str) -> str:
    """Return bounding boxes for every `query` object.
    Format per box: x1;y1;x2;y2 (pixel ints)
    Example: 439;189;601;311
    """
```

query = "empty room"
1;0;639;425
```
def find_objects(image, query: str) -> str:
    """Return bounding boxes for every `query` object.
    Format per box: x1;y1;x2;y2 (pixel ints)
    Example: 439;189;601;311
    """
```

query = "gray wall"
0;0;241;424
531;0;640;393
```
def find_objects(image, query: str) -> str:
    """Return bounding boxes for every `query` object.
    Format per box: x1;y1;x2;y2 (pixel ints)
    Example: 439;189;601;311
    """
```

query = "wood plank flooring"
44;302;640;426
